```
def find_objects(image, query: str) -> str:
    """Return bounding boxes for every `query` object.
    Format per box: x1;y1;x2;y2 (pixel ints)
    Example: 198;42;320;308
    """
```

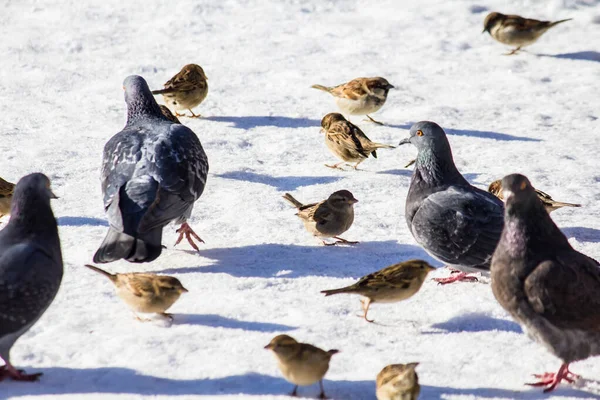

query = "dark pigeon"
0;173;63;381
491;173;600;392
399;121;504;283
93;75;209;264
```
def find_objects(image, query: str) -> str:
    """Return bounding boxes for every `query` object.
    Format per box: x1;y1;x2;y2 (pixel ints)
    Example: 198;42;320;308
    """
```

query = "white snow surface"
1;0;600;398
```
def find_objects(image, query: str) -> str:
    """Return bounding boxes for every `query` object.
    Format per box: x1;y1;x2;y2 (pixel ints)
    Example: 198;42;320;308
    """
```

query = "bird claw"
526;364;578;392
333;237;359;245
434;272;478;285
175;222;204;251
365;115;384;125
0;364;42;382
325;163;345;171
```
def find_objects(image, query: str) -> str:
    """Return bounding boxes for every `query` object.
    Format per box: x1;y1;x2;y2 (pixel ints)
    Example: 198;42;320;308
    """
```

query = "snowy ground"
2;0;600;398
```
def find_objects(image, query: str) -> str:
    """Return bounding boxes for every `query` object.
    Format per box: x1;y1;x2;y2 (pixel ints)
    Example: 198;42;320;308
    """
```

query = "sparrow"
84;264;188;320
321;260;435;322
152;64;208;118
311;77;394;125
483;12;572;55
282;190;358;246
265;334;339;399
376;363;420;400
159;104;181;124
320;113;395;170
488;179;581;214
0;176;15;219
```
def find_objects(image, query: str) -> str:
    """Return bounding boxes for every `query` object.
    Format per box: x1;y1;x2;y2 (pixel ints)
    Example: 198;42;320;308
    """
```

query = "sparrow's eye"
416;130;423;137
520;181;528;190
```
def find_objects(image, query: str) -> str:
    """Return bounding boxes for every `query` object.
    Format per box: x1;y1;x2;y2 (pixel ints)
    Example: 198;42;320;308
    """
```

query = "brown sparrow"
265;335;339;399
0;176;15;219
312;77;394;125
376;363;420;400
320;113;395;170
321;260;435;322
159;104;181;124
84;264;188;320
483;12;572;55
488;179;581;214
282;190;358;246
152;64;208;117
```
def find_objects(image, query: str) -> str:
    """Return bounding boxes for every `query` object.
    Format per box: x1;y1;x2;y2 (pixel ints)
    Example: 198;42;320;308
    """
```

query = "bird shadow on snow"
215;170;341;191
172;313;296;332
158;241;434;278
421;384;596;399
205;115;321;129
562;227;600;243
424;312;523;334
1;370;373;398
386;123;540;142
57;216;108;227
536;51;600;63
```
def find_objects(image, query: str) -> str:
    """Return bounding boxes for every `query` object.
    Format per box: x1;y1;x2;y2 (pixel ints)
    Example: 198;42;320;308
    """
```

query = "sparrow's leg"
188;109;202;118
366;115;384;125
404;159;416;168
360;298;374;323
318;380;329;399
527;363;578;392
433;267;478;284
333;236;359;245
134;312;152;322
175;222;205;251
352;159;365;170
0;363;42;382
325;163;345;170
290;385;299;396
504;47;521;56
160;313;174;321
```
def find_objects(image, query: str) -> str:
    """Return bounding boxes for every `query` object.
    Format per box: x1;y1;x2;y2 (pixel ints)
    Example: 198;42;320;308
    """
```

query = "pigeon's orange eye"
520;181;527;190
416;130;423;137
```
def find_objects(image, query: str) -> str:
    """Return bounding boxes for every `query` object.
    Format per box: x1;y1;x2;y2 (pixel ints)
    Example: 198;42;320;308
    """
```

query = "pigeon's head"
320;112;346;131
501;174;539;211
13;173;57;203
398;121;451;155
482;12;504;34
327;190;358;209
123;75;153;103
123;75;162;120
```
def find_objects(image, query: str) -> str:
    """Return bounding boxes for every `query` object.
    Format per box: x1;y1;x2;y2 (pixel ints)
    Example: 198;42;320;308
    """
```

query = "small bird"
491;174;600;392
283;190;358;246
152;64;208;118
94;75;209;264
311;77;394;125
483;12;572;55
159;104;181;124
0;173;62;381
320;113;395;170
84;264;187;320
0;176;15;219
399;122;504;284
265;335;339;399
321;260;435;322
488;179;581;214
376;363;421;400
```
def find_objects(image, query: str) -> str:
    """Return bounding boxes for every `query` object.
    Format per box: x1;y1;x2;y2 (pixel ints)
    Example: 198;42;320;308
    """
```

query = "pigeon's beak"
49;189;59;199
122;85;125;91
398;137;411;146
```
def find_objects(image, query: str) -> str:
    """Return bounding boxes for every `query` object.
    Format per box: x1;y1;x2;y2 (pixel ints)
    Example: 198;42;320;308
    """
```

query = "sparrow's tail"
282;193;304;209
311;84;333;93
327;349;340;357
151;87;177;95
84;264;117;283
370;142;396;150
548;200;582;209
548;18;572;29
320;286;358;296
92;226;162;264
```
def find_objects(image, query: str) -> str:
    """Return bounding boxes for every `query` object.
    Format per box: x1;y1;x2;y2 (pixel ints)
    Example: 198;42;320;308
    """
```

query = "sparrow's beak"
348;198;359;204
482;27;488;34
502;189;513;203
319;128;325;134
398;137;411;146
180;287;189;293
264;344;273;350
387;84;395;90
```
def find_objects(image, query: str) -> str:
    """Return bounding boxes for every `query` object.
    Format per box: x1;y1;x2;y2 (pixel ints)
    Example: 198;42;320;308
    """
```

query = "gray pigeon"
0;173;63;381
491;174;600;392
399;121;504;284
93;75;209;264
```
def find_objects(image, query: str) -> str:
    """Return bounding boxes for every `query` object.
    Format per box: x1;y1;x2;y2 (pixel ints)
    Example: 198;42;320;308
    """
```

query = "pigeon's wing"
138;124;209;231
326;122;369;158
0;243;62;337
411;186;504;267
524;252;600;332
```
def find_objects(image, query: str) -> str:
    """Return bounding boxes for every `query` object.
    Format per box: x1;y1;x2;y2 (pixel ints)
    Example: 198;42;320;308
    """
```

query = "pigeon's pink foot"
174;222;204;251
434;270;478;284
527;363;579;392
0;363;42;382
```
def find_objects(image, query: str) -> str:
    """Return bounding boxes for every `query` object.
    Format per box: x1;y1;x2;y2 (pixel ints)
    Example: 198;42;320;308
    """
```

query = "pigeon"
152;64;208;118
0;176;15;219
0;173;63;381
399;121;504;284
94;75;209;264
491;174;600;392
483;12;572;55
488;179;581;214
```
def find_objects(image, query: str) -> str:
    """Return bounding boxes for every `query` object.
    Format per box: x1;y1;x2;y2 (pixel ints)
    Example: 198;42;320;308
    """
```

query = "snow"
1;0;600;398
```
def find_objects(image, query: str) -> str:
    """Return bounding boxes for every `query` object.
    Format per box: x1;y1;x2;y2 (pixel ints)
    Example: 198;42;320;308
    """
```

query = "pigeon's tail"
320;286;358;296
93;226;162;264
84;264;117;283
282;193;304;209
548;18;572;29
311;84;333;93
151;87;177;95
